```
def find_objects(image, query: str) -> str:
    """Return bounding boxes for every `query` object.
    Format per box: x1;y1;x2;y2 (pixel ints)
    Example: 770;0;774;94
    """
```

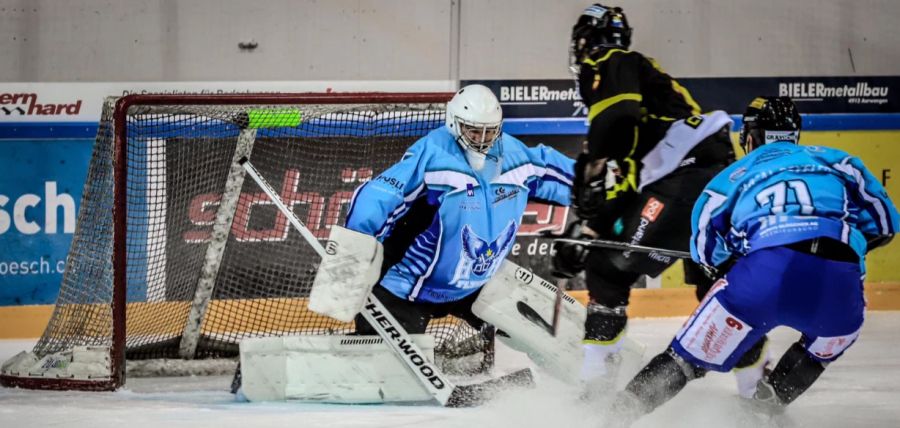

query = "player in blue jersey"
345;84;575;337
607;97;899;425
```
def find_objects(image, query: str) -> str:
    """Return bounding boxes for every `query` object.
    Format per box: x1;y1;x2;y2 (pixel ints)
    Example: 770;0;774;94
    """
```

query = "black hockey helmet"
740;96;802;153
569;4;632;75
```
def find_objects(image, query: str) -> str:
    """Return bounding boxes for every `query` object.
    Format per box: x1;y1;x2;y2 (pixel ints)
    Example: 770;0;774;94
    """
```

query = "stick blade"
445;368;535;408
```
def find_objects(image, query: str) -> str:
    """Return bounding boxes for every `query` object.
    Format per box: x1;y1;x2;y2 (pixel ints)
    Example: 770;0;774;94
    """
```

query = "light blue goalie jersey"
345;126;574;303
691;141;898;268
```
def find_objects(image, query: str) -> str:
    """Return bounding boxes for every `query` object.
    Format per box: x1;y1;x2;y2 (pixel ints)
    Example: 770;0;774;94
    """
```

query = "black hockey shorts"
584;130;734;308
354;284;486;335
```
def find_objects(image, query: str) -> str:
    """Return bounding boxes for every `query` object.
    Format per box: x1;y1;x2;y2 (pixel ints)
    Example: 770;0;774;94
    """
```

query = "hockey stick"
550;278;567;337
554;238;692;259
555;237;721;280
239;157;531;407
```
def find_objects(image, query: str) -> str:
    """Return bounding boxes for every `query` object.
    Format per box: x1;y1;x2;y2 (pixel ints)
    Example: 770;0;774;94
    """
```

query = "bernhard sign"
0;81;455;123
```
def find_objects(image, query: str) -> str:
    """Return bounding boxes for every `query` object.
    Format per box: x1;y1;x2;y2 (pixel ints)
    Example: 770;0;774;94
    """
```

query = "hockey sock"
623;348;707;413
582;304;628;382
763;341;827;405
581;341;624;381
733;335;771;398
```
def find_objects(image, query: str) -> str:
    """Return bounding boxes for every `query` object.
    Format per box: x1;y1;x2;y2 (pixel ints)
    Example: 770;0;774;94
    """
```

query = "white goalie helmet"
446;84;503;156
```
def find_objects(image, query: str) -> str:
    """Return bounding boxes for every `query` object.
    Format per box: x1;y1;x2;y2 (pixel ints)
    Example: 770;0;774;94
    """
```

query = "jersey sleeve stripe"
547;163;575;181
408;219;444;301
671;79;701;115
496;163;573;188
645;57;702;114
834;158;894;234
587;93;643;121
424;170;479;193
543;166;574;186
581;48;629;67
375;182;426;239
694;190;728;265
344;182;368;227
840;187;852;243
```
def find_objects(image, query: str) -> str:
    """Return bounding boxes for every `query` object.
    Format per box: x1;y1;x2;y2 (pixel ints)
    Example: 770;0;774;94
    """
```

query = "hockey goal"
0;93;494;391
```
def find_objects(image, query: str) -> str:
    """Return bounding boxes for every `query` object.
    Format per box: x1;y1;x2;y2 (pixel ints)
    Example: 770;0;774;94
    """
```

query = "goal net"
0;93;494;391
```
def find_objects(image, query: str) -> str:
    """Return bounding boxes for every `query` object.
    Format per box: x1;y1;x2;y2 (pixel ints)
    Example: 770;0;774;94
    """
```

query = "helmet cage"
455;116;502;155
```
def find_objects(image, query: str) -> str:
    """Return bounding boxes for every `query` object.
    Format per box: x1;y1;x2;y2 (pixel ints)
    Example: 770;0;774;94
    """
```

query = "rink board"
2;284;898;339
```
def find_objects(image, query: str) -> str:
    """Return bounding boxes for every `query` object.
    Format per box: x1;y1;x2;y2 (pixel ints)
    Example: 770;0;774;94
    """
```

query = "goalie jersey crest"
450;221;518;289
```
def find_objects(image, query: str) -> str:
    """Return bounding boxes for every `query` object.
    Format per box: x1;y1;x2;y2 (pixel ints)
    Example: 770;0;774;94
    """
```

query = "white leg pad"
308;226;383;323
239;334;436;403
472;260;586;382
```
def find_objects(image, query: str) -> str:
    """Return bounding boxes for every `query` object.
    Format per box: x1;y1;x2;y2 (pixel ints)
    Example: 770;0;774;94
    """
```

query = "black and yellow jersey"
577;47;701;165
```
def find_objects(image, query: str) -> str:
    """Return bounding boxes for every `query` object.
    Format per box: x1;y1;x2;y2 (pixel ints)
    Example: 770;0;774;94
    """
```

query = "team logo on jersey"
449;221;518;289
493;186;521;204
641;197;665;222
624;198;665;259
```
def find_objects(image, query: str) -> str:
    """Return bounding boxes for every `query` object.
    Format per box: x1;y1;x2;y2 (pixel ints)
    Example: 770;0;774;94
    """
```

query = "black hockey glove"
686;255;739;300
551;220;592;279
866;234;894;252
571;153;608;220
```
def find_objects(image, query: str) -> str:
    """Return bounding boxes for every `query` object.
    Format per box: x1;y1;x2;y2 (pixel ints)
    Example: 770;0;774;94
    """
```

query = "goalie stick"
238;157;532;407
550;278;567;337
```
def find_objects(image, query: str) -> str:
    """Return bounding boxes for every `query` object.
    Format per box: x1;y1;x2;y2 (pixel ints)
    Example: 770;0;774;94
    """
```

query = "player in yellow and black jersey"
552;4;768;399
576;29;701;170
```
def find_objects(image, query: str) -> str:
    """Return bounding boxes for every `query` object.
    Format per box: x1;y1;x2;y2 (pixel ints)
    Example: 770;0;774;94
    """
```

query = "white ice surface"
2;312;899;428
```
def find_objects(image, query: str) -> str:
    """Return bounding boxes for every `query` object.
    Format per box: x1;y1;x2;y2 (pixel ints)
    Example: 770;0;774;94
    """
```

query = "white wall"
2;0;899;82
1;0;455;81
